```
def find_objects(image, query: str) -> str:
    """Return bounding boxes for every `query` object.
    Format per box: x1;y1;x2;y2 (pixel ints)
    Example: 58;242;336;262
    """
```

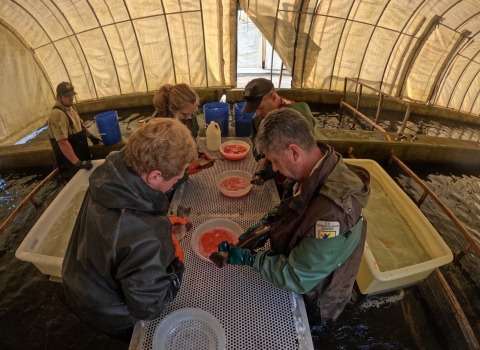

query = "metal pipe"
346;77;409;105
398;105;411;134
390;155;480;258
340;101;387;132
372;93;383;131
0;169;59;236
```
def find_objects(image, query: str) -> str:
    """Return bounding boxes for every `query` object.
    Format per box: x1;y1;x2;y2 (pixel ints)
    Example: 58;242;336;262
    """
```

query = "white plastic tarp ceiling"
1;0;480;143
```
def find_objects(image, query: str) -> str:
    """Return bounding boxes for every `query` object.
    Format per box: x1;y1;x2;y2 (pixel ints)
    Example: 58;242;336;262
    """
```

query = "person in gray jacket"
62;118;197;342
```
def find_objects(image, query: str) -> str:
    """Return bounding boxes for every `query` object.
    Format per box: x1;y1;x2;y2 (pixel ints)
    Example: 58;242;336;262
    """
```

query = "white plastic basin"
15;160;104;278
345;159;453;294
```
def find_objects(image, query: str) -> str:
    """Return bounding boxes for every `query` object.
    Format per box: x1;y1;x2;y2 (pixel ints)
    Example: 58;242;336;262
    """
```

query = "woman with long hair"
153;83;200;138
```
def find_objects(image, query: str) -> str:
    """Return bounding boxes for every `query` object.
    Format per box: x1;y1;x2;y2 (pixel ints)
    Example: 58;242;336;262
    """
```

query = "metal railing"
0;169;58;236
342;77;411;134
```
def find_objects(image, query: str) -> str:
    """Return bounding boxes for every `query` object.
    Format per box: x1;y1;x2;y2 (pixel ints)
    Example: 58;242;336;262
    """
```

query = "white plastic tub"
344;159;453;295
15;160;104;278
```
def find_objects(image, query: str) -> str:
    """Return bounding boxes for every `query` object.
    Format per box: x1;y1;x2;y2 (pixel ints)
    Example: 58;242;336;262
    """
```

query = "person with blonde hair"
153;83;200;138
62;118;197;342
153;83;216;198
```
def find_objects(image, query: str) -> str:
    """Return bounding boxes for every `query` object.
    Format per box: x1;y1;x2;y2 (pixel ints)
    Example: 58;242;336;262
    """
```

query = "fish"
195;156;222;169
171;206;192;242
209;223;273;268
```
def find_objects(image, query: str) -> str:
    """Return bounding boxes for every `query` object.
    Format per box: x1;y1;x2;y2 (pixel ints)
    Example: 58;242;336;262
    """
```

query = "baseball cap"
242;78;274;113
56;82;77;97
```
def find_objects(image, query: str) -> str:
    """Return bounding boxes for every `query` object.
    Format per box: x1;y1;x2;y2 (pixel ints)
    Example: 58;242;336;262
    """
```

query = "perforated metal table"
129;137;313;350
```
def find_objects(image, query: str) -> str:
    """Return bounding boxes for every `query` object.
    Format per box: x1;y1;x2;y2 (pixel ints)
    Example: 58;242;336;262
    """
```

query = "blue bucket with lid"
203;102;230;137
233;102;255;137
94;110;122;146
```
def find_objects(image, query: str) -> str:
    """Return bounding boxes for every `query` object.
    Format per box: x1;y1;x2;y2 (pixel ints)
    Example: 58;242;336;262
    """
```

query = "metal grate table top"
129;137;313;350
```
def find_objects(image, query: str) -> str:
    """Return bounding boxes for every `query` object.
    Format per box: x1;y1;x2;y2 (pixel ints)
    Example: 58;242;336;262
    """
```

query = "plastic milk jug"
206;121;221;151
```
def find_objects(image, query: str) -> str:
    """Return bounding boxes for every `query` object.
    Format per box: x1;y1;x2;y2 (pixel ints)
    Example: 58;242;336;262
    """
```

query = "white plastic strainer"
152;308;226;350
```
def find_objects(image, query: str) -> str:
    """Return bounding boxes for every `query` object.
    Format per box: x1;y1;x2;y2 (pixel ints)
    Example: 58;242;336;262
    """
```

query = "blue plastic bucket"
233;102;255;137
203;102;230;137
94;110;122;146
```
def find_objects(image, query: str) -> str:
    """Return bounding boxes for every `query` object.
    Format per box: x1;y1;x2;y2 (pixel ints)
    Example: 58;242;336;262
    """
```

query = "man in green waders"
214;108;370;325
47;82;102;180
241;78;316;196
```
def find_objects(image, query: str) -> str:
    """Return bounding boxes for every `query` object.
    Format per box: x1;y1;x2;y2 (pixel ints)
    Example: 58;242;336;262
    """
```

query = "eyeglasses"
176;108;198;119
242;92;269;102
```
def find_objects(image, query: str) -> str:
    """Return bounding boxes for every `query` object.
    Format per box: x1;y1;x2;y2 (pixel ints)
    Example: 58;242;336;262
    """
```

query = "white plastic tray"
15;160;104;277
345;159;453;294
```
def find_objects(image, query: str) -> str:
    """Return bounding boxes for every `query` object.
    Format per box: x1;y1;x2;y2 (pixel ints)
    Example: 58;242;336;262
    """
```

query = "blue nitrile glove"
238;205;279;241
218;241;256;267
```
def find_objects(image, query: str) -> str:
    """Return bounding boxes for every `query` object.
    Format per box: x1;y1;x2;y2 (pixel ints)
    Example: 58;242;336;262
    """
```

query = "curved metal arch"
328;0;356;91
270;0;282;82
199;0;209;87
469;81;480;114
300;0;321;88
11;0;72;87
378;0;427;92
291;0;307;82
356;0;390;85
50;0;98;99
0;19;54;96
122;0;149;91
158;1;177;85
455;11;480;31
459;66;480;112
446;50;478;109
86;0;122;95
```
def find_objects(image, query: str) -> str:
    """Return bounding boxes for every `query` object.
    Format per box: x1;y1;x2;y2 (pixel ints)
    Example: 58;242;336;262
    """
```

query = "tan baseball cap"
242;78;274;113
56;82;77;97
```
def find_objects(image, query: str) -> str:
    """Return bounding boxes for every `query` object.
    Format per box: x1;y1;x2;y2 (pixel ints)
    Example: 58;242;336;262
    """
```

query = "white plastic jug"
206;121;221;151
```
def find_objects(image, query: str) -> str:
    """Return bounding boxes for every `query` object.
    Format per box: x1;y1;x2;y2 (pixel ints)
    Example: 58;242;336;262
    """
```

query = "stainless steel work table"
129;137;314;350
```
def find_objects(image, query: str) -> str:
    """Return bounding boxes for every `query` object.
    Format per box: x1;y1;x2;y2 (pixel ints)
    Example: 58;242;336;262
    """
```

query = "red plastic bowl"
219;141;250;161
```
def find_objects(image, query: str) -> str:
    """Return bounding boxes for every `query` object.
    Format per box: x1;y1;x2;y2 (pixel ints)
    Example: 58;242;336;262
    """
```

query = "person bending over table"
241;78;316;196
62;118;197;342
213;108;370;325
153;83;214;201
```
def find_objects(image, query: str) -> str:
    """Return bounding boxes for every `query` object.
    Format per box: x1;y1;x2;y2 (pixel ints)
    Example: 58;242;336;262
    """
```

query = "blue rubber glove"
238;205;279;241
218;241;256;267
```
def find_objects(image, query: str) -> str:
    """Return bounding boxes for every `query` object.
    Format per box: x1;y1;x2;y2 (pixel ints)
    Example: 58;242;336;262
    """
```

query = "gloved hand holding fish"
171;233;184;263
187;153;220;175
209;223;273;268
169;206;193;242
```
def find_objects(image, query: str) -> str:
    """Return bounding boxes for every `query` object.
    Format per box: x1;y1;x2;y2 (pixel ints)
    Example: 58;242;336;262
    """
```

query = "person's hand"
253;161;277;182
75;160;93;170
172;234;184;263
168;216;190;226
88;135;102;145
218;241;256;267
187;153;214;175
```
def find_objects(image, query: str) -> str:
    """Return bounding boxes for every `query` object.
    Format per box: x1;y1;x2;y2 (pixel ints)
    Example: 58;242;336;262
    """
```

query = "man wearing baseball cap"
242;78;316;194
47;82;102;180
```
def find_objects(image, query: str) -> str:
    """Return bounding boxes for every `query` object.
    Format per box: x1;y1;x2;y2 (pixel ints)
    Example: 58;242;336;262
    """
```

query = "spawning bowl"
152;308;226;350
215;170;252;198
219;140;250;160
191;218;243;263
